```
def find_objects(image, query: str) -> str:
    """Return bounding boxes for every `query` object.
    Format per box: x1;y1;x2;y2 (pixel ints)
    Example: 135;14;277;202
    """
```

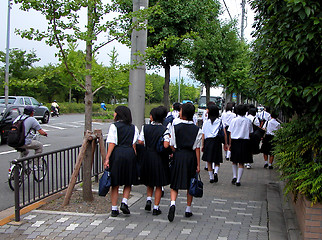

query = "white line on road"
0;144;51;155
42;124;66;130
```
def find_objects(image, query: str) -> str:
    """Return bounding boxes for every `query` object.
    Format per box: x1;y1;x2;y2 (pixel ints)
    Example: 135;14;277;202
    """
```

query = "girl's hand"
201;147;204;152
196;165;200;173
224;144;228;151
104;158;109;169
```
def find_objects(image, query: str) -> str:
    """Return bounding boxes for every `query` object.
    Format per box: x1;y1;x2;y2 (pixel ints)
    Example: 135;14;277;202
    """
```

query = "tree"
14;0;150;202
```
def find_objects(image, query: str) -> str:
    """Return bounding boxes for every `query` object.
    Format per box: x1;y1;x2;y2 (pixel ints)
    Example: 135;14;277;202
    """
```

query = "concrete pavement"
0;154;301;240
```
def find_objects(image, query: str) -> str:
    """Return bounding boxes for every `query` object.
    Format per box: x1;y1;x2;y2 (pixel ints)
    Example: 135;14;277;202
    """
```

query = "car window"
19;98;24;105
0;97;16;104
31;97;40;106
8;108;20;119
24;97;32;105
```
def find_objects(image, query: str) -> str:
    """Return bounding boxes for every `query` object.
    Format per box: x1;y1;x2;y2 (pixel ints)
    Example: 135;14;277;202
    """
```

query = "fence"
12;143;105;222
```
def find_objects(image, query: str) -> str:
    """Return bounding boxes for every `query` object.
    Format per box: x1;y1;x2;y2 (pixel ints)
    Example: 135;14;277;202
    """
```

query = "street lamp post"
4;0;11;106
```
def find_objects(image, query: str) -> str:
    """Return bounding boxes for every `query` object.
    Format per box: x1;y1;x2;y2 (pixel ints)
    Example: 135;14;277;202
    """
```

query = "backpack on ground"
7;116;29;148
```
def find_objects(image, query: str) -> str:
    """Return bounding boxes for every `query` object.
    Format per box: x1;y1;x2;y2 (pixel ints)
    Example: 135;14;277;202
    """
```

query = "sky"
0;0;255;85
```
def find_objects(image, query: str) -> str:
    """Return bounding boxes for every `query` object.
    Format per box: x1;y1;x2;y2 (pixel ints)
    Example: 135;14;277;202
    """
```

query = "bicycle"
8;132;48;191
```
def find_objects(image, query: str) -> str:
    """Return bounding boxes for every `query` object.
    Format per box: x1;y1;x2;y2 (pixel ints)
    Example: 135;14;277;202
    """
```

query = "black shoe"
226;158;230;161
231;178;237;184
120;203;130;214
145;200;152;211
204;167;208;171
214;173;218;182
269;166;273;169
264;163;268;168
236;182;241;187
168;205;175;222
185;212;193;218
152;208;162;216
111;210;119;217
161;190;164;197
209;179;215;183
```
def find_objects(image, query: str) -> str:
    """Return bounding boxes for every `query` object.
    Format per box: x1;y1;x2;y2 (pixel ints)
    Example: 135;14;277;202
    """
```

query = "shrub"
273;117;322;204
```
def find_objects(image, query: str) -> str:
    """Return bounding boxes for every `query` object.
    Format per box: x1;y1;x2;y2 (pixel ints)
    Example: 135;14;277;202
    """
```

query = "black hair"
234;104;247;116
173;102;181;111
150;106;167;123
265;106;271;113
208;104;219;124
248;107;257;117
181;102;195;121
225;102;235;111
207;101;216;108
114;106;132;125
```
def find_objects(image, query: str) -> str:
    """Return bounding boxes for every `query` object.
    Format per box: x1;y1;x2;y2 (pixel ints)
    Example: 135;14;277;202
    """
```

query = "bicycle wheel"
33;158;48;182
8;165;23;191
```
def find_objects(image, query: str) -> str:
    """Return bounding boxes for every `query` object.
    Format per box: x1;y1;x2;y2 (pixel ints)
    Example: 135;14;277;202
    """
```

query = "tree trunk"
205;80;211;105
163;64;171;111
82;4;94;202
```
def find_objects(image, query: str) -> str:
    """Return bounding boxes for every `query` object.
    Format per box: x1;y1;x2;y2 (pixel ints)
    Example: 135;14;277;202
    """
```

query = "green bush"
273;117;322;204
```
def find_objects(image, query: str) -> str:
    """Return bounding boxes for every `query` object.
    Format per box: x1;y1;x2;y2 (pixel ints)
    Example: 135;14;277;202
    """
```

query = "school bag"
163;114;174;127
7;116;29;148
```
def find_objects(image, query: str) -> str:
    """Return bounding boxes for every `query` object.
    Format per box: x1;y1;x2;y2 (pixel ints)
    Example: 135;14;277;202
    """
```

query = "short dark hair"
234;104;247;116
114;106;132;125
173;102;181;111
208;104;219;123
271;111;279;119
225;102;235;111
248;107;257;117
207;101;216;109
181;102;195;121
150;106;167;123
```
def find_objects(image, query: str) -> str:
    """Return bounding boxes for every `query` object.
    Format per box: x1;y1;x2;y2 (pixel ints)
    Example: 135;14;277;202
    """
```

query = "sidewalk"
0;154;300;240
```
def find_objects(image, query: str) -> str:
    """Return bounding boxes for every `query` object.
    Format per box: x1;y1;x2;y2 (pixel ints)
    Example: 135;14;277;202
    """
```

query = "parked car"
0;96;50;124
0;105;24;144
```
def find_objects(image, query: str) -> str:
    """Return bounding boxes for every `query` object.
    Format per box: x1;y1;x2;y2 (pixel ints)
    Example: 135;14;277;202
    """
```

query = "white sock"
122;198;128;205
268;163;272;166
237;168;244;183
147;196;152;201
265;161;268;164
154;205;159;210
162;186;164;191
112;205;118;211
170;201;176;206
214;166;219;174
186;206;191;213
232;165;237;178
208;171;214;179
212;162;215;169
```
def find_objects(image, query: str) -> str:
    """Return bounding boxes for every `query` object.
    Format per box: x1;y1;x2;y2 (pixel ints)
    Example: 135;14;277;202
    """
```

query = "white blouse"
202;118;222;139
263;119;281;135
221;111;236;128
106;122;139;145
169;119;202;149
246;115;260;127
228;116;253;140
138;122;170;143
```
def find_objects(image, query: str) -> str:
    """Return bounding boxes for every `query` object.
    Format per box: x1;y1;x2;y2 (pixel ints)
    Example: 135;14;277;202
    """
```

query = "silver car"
0;96;50;124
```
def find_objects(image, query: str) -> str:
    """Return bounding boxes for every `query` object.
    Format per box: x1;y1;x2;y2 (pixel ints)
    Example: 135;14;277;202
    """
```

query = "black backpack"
163;114;174;127
7;116;29;148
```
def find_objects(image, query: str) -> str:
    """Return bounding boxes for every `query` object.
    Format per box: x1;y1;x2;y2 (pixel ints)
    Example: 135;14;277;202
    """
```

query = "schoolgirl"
261;111;281;169
257;106;271;128
138;106;170;216
167;103;202;222
104;106;139;217
221;102;236;160
228;104;253;186
201;104;223;183
245;107;261;169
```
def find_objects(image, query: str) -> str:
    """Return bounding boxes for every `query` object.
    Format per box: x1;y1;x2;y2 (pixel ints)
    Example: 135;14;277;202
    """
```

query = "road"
0;114;111;211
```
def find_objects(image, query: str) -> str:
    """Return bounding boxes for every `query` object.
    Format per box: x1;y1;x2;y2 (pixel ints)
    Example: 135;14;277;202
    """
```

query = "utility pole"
5;0;11;106
238;0;246;104
178;66;181;103
128;0;148;129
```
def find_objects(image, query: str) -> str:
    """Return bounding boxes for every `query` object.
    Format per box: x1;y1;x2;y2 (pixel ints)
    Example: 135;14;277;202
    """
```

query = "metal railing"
12;143;105;221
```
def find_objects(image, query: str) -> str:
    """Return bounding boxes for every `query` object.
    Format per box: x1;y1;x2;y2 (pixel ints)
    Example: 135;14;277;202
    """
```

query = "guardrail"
12;143;105;221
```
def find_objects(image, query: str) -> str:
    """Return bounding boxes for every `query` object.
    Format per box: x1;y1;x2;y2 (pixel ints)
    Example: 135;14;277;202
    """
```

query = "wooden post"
62;131;91;206
94;129;107;163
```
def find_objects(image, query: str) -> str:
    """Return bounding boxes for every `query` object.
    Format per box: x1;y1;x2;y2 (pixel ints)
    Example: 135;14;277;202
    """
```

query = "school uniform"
106;121;139;186
222;110;236;141
138;123;170;187
228;116;253;164
246;115;261;155
201;118;223;164
169;119;202;190
261;119;281;155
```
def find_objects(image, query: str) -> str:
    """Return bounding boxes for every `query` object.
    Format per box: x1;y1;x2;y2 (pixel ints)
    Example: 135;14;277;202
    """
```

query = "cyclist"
51;100;60;116
14;106;48;158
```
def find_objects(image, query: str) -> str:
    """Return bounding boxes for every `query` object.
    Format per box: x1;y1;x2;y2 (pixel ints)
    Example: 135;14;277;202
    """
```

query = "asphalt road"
0;114;111;211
